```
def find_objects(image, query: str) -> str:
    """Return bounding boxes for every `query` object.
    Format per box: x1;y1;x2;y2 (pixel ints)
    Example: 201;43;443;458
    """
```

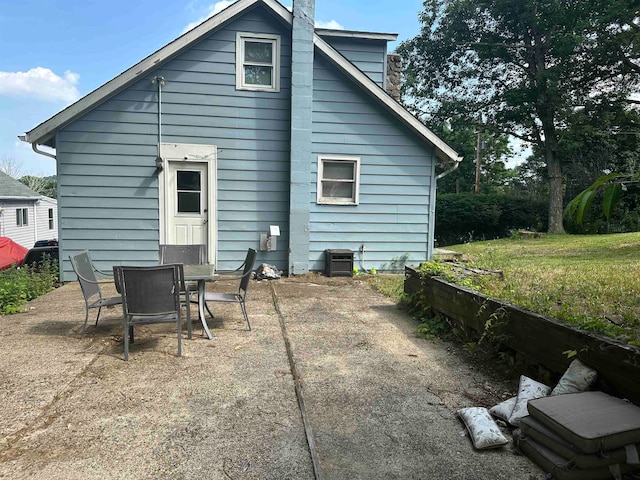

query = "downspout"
428;157;462;260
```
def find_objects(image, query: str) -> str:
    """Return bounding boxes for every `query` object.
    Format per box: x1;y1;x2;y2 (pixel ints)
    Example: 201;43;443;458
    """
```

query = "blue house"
20;0;461;281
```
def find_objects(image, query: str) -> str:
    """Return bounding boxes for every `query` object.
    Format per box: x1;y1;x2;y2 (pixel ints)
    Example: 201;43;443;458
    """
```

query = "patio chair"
159;243;211;321
114;264;184;361
204;248;257;331
69;250;122;331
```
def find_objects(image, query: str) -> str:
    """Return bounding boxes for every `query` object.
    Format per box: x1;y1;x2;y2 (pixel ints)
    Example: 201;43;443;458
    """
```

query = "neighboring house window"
317;156;361;205
16;208;28;227
48;208;54;230
236;32;280;92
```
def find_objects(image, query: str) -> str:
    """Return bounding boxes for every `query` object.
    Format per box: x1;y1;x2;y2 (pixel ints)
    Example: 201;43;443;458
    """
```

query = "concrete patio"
0;275;542;479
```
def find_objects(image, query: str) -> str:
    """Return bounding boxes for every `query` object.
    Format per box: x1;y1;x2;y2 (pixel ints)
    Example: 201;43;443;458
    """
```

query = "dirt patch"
0;277;542;479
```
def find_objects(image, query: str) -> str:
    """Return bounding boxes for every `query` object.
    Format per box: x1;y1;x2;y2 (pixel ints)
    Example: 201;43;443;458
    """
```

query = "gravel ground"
0;274;543;479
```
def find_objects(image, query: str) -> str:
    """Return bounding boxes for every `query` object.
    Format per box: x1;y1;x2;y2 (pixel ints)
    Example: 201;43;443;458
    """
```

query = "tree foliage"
436;192;548;246
432;119;515;194
19;175;57;199
398;0;640;233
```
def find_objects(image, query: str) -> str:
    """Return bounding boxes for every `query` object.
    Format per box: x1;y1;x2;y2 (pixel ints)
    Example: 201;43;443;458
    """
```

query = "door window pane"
176;170;201;214
178;192;201;213
177;171;201;191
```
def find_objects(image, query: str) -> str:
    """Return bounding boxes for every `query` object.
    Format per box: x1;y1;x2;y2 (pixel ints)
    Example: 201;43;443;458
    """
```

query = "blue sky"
0;0;424;177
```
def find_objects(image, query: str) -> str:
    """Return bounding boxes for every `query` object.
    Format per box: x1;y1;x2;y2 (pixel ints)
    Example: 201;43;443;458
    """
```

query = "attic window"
236;32;280;92
317;156;361;205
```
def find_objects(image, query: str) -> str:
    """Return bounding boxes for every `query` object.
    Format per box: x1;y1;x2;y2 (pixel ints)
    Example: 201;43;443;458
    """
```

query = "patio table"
183;264;215;340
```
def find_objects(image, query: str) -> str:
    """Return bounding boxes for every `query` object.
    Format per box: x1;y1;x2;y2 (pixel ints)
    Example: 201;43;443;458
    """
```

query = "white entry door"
167;162;208;245
159;143;217;265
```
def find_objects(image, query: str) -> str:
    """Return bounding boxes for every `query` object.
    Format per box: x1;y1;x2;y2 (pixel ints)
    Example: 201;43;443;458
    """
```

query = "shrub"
0;259;59;314
435;193;548;246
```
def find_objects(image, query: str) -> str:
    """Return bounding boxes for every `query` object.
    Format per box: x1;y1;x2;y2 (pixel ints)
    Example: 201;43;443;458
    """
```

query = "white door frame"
158;143;217;265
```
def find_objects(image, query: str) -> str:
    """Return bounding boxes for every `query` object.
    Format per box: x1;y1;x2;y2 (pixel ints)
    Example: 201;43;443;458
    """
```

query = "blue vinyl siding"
57;5;291;280
310;54;435;272
322;37;387;87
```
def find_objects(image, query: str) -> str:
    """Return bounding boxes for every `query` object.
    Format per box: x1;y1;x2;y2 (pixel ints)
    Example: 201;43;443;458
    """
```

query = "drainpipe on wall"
288;0;315;275
428;158;462;260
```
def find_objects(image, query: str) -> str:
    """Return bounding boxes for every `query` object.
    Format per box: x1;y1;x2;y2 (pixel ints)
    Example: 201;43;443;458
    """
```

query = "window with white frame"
16;208;28;227
48;208;54;230
317;156;361;205
236;32;280;92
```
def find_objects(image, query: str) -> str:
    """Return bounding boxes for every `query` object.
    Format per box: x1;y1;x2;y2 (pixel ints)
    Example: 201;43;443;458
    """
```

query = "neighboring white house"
0;171;58;249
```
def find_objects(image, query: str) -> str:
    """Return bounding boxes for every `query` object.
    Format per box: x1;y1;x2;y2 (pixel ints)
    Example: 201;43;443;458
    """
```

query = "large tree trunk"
546;143;566;233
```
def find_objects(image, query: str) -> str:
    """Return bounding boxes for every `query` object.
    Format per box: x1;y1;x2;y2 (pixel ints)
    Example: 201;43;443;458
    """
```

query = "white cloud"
315;20;344;30
183;0;236;33
0;67;80;103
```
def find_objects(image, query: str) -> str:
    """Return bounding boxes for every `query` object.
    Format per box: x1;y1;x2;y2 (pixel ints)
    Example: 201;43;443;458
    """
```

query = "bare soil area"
0;275;542;479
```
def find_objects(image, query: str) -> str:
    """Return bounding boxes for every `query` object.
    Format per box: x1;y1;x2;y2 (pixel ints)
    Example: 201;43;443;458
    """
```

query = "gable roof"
0;171;40;200
21;0;461;164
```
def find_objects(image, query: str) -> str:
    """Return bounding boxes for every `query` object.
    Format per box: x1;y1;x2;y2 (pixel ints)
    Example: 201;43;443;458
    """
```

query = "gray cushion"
520;416;636;469
527;391;640;454
514;430;633;480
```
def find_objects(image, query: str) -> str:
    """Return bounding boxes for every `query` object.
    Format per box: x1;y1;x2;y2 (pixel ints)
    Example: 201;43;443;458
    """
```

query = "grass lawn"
447;232;640;345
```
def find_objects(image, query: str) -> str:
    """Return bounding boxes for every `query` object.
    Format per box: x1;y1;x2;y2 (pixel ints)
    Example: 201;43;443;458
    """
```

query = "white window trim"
317;155;361;205
236;32;281;92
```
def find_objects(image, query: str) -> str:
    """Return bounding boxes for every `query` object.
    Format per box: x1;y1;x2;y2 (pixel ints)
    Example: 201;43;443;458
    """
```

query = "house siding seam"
57;5;292;280
310;54;435;272
322;37;387;87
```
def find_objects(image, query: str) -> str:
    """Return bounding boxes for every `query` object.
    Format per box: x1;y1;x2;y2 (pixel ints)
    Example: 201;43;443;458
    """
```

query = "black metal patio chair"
159;243;211;325
113;264;185;361
204;248;257;331
69;250;122;331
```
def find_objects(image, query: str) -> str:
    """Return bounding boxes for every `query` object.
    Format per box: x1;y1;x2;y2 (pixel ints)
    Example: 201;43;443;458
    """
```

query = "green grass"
366;274;405;301
448;233;640;345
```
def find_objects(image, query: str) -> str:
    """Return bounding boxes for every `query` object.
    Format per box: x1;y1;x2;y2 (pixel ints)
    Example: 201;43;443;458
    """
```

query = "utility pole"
475;129;482;194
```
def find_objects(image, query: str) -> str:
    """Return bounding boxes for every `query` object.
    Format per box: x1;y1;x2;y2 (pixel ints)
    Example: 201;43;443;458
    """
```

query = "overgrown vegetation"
436;193;548;246
366;274;405;301
0;260;59;314
442;233;640;345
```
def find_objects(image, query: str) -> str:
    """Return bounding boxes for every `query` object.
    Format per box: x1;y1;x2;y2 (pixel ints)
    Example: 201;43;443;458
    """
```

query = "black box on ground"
325;249;353;277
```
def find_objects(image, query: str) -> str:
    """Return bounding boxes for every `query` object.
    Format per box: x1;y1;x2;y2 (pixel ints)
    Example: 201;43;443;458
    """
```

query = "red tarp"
0;237;29;270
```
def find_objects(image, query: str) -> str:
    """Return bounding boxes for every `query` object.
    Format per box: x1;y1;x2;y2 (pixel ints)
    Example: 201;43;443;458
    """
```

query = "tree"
398;0;639;233
19;175;57;199
0;155;24;178
433;119;514;194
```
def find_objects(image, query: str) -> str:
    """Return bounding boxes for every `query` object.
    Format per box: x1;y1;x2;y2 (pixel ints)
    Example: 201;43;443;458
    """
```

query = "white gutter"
436;158;462;180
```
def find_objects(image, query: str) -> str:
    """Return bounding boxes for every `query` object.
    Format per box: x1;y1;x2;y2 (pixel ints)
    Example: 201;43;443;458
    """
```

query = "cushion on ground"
458;407;509;450
508;375;551;426
520;416;637;469
514;429;632;480
527;391;640;454
551;358;598;396
489;396;517;423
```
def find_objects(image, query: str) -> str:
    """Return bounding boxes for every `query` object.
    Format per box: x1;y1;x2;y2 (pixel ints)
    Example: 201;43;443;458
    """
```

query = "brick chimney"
386;53;402;102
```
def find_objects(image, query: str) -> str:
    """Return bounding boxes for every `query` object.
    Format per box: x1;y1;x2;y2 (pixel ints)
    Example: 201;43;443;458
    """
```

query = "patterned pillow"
508;375;551;426
458;407;509;449
489;396;517;422
551;358;598;396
